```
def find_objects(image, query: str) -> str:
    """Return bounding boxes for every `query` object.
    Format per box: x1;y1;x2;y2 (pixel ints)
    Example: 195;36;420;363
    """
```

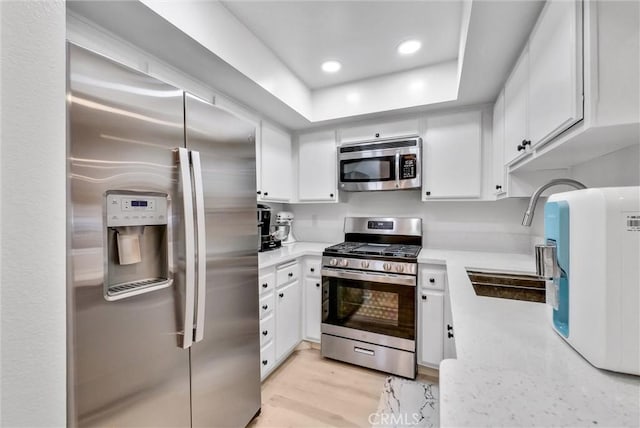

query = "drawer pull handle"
262;359;268;365
262;330;268;336
262;304;268;310
262;283;268;288
354;346;375;356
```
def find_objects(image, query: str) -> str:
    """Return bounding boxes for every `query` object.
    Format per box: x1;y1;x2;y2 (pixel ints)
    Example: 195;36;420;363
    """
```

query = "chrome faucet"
521;178;587;226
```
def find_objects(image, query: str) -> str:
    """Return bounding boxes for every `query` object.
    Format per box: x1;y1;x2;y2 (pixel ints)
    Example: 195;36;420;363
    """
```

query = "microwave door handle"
191;150;207;343
395;152;400;188
177;147;195;349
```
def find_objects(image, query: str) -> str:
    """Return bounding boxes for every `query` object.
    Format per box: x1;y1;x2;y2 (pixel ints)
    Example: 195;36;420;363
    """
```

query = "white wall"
0;1;67;426
288;192;536;254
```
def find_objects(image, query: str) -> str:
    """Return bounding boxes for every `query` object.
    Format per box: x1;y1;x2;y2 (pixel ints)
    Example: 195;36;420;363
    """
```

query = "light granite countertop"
257;241;335;269
420;249;640;427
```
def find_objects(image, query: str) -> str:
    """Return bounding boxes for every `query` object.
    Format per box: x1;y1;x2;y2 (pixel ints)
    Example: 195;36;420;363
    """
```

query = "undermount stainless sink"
466;270;546;303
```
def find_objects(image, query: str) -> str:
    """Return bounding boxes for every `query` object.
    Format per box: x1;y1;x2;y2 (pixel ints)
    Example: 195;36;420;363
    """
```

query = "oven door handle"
321;268;416;286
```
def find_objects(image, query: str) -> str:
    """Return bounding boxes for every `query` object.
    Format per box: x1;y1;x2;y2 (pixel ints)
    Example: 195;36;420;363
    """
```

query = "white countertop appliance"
273;211;296;245
537;187;639;375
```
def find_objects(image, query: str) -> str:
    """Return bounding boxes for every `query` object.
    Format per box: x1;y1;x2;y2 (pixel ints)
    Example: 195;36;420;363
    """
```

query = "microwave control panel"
106;191;168;227
400;154;418;179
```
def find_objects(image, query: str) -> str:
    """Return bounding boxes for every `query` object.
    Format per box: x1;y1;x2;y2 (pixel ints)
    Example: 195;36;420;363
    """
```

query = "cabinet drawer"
259;270;275;295
420;268;446;290
304;258;321;277
260;341;275;379
259;313;274;347
276;261;299;287
259;292;275;319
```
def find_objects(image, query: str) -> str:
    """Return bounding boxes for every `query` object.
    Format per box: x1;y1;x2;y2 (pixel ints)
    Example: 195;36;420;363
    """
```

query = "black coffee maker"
257;204;281;252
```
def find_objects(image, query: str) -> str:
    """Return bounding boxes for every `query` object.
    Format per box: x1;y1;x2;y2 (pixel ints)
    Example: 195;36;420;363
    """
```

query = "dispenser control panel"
106;191;168;227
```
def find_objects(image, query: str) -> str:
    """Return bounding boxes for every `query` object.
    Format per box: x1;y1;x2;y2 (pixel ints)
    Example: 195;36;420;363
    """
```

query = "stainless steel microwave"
338;137;422;191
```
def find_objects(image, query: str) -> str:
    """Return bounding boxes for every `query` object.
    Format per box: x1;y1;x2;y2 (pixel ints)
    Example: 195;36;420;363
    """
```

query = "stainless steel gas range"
321;217;422;379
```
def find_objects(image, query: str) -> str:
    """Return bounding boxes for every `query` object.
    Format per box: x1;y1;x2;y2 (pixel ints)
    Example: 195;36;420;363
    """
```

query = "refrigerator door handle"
191;150;207;343
178;147;196;349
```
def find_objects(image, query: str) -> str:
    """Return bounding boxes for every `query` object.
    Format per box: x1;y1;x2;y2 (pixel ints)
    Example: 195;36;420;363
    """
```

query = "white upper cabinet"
339;118;419;144
422;111;482;200
297;130;338;202
492;91;506;197
528;0;583;148
259;121;292;202
504;48;530;165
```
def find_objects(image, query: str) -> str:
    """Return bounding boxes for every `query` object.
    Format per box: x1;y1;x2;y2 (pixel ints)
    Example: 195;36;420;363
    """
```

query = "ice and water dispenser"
105;191;172;300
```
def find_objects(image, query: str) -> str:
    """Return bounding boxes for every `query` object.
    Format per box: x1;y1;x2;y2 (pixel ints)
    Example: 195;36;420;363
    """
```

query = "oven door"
321;268;416;351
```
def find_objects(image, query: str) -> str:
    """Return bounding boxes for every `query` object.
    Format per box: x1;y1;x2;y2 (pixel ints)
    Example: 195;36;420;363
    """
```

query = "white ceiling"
221;1;463;89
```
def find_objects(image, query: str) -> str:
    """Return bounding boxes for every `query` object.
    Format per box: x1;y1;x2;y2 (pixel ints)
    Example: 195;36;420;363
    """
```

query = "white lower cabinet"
275;280;301;360
443;286;456;359
260;341;275;378
304;277;322;342
418;292;445;368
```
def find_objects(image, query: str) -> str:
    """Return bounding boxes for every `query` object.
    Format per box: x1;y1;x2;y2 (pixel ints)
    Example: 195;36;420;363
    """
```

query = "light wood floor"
249;345;438;428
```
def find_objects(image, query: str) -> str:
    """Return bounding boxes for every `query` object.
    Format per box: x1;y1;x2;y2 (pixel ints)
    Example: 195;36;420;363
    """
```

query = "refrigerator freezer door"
184;94;261;427
67;44;191;427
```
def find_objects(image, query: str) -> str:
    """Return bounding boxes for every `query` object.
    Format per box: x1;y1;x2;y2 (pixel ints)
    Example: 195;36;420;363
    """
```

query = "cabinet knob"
496;185;502;190
517;144;525;152
279;292;284;298
425;191;431;196
262;330;268;336
262;283;268;288
447;324;453;331
523;140;531;146
262;359;268;366
448;332;454;339
262;304;268;310
429;278;435;283
263;192;269;196
310;268;315;273
257;190;261;195
288;272;293;277
375;133;380;138
330;193;334;198
421;295;427;300
316;283;320;288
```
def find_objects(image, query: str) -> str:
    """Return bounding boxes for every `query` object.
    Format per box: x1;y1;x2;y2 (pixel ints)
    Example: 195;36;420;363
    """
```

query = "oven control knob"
395;265;405;273
339;259;349;267
383;263;392;271
361;260;370;268
329;258;338;266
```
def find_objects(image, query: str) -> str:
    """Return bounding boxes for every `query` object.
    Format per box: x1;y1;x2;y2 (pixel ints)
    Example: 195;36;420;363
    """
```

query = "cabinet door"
339;118;418;144
528;0;583;147
304;277;322;342
418;290;444;367
275;280;301;360
443;287;456;359
492;91;506;196
423;111;482;199
504;49;529;164
298;131;337;202
260;121;292;202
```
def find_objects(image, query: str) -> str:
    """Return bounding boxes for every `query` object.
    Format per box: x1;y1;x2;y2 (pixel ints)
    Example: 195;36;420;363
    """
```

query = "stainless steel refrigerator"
67;43;261;427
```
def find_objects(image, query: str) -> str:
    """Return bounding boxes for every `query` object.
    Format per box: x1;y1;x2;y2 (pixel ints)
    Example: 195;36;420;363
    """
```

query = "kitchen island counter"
417;249;640;427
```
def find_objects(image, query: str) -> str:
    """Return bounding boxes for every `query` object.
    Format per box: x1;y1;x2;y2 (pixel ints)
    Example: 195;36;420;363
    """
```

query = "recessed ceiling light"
398;40;422;55
321;60;342;73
